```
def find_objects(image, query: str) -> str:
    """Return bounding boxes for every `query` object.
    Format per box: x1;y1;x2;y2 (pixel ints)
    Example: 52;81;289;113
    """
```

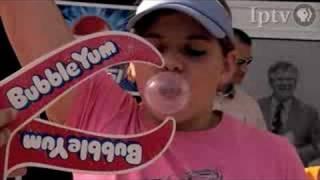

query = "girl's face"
133;12;234;128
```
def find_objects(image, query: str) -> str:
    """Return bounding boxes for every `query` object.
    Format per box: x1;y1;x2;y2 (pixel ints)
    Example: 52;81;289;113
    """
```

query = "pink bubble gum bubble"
144;71;190;116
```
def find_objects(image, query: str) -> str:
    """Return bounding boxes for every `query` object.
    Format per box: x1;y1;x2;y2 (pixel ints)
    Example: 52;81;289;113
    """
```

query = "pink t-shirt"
67;72;306;180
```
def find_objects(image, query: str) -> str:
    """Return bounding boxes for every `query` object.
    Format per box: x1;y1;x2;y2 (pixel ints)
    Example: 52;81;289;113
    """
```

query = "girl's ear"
127;63;137;82
218;50;237;90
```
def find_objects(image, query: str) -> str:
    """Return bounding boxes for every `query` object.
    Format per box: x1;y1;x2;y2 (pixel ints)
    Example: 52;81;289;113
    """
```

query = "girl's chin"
150;111;190;124
141;102;191;124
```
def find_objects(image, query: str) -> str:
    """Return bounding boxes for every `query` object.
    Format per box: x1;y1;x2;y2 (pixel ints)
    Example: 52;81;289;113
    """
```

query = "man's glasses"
236;57;253;66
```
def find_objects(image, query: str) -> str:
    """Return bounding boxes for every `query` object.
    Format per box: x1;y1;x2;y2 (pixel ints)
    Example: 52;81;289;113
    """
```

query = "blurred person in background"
214;28;266;130
259;61;320;166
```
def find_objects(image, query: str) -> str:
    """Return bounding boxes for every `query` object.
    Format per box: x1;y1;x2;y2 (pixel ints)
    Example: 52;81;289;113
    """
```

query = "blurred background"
1;0;319;179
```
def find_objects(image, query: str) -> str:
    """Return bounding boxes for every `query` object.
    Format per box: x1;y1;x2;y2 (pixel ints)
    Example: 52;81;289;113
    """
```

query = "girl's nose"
163;53;184;72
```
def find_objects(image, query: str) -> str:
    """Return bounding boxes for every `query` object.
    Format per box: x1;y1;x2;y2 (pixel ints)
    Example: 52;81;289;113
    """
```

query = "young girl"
0;0;307;179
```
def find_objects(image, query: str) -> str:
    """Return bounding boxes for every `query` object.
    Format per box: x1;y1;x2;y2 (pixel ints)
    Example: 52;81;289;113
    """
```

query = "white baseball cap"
127;0;234;41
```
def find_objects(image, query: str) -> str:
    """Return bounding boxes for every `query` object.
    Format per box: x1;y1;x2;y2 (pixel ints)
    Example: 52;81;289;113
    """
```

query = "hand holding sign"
0;109;12;147
0;109;16;134
0;109;27;177
0;31;179;179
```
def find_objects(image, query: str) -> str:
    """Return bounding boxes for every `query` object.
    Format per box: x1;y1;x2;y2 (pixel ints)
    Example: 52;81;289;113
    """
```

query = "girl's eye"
184;45;207;57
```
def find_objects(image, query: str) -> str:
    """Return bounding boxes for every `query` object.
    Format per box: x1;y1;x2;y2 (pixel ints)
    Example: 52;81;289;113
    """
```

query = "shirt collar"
221;84;236;99
271;96;293;111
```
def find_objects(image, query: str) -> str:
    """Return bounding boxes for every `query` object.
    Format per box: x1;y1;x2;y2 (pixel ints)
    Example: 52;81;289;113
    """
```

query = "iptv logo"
251;4;316;27
294;4;316;27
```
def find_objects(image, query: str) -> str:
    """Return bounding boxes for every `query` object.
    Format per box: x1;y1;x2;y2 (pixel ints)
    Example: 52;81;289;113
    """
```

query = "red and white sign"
0;31;175;179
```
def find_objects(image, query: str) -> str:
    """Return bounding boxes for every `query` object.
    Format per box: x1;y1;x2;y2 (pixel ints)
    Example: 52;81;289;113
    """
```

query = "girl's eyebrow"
187;34;211;41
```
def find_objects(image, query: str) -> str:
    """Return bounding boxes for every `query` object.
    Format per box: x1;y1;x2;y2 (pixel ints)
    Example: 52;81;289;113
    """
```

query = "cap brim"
127;3;226;39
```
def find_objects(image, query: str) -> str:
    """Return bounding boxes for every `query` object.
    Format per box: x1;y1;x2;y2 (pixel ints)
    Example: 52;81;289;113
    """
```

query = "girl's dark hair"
132;0;234;56
233;28;252;46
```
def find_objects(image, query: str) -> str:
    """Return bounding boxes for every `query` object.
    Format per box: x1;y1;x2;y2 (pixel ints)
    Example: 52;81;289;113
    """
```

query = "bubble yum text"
21;132;142;165
6;41;118;110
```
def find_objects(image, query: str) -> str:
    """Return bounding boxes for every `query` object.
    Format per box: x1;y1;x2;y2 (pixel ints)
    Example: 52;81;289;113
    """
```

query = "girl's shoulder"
223;113;297;155
224;114;305;178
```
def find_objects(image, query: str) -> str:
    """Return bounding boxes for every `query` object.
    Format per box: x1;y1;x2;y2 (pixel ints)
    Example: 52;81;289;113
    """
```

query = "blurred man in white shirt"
214;28;266;130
